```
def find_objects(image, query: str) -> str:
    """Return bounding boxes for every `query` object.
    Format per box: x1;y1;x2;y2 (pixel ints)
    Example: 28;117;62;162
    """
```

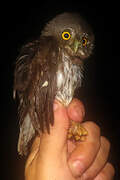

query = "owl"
14;13;94;156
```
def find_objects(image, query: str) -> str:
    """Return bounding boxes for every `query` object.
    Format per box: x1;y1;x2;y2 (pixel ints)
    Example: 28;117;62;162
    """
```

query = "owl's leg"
68;120;88;141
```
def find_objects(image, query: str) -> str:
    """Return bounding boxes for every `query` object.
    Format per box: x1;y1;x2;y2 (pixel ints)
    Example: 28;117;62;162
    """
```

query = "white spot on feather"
57;71;63;88
41;81;48;88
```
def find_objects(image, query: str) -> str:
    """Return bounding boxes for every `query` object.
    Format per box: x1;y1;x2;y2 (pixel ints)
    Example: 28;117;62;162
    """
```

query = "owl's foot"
68;120;88;141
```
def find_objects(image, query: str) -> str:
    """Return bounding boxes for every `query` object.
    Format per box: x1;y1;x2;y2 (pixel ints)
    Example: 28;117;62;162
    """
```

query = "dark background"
0;2;119;180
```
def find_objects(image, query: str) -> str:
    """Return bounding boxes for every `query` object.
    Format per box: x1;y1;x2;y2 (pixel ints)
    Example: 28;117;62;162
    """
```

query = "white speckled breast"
56;52;83;106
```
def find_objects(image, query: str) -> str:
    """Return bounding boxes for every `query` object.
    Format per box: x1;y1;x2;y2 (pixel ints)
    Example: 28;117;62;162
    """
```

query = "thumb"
40;100;69;154
52;100;70;141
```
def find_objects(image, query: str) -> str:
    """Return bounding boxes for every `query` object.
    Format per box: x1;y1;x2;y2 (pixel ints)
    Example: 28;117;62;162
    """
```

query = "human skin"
25;99;115;180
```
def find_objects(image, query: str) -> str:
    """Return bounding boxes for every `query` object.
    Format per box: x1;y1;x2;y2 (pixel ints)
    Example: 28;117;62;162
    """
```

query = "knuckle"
86;121;101;136
101;136;111;150
107;162;115;176
81;173;94;180
98;173;108;180
99;163;115;180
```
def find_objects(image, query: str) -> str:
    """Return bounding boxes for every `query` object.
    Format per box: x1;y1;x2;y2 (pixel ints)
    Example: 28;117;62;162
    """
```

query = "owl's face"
42;13;94;62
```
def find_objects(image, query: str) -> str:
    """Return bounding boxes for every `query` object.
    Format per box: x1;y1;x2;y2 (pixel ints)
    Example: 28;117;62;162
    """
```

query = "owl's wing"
14;36;59;155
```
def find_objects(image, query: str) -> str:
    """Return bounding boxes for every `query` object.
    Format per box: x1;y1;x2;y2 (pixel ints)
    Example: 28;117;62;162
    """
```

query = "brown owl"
14;13;94;156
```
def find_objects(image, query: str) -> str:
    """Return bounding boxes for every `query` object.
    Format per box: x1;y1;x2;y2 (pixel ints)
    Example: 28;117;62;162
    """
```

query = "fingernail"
53;102;59;111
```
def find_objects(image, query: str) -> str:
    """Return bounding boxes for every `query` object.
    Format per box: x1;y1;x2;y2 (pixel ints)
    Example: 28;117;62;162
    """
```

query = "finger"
67;99;85;155
94;162;115;180
39;100;69;155
81;136;111;179
67;98;85;122
25;136;40;169
68;121;101;178
31;136;40;153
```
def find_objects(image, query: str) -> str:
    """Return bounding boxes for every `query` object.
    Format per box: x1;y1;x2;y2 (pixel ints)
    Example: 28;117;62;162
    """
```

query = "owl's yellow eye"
82;37;88;46
62;31;71;40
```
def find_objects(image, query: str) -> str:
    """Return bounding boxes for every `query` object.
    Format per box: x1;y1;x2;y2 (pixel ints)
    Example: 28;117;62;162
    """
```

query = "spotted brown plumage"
14;12;94;155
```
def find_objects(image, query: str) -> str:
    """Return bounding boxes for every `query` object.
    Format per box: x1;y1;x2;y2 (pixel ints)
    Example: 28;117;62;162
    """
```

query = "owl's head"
42;13;94;60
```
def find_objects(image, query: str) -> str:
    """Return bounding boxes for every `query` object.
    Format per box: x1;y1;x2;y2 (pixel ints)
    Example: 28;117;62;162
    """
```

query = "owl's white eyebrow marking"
41;81;48;88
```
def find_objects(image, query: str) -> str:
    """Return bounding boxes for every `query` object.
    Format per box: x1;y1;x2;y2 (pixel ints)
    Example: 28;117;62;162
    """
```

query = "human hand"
25;99;115;180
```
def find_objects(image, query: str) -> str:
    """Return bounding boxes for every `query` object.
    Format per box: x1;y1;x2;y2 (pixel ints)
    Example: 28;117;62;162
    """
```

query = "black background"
0;2;119;180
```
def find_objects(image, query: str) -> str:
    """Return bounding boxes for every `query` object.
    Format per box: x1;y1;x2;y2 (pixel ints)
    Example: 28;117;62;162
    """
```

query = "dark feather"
14;36;59;155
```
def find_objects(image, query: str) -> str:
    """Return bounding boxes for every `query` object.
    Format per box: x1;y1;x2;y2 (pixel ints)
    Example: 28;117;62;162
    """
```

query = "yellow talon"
68;120;88;141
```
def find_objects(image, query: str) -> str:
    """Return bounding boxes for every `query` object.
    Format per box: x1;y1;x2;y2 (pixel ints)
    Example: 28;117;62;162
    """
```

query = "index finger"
68;121;101;178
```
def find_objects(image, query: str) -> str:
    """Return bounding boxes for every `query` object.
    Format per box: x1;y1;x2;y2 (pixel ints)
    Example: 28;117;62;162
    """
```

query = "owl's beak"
73;39;81;53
